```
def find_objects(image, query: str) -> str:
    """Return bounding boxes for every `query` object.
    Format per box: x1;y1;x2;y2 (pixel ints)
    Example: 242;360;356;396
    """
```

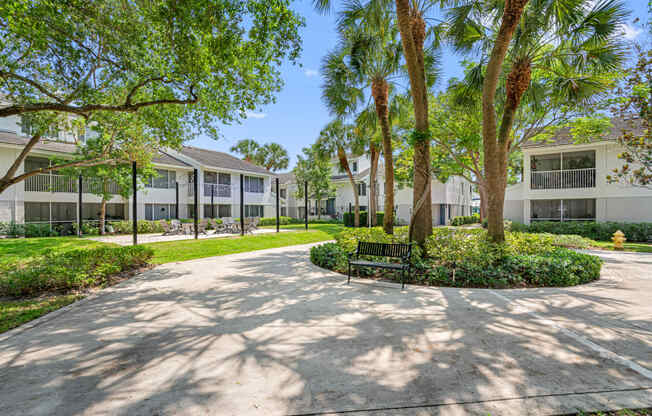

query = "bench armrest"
347;251;357;261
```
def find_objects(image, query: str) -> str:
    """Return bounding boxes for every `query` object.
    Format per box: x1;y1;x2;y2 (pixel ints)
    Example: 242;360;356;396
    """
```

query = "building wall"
505;141;652;224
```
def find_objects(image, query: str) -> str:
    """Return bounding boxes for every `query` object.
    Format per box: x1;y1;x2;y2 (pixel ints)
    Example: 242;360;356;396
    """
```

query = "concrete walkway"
0;246;650;415
88;228;292;246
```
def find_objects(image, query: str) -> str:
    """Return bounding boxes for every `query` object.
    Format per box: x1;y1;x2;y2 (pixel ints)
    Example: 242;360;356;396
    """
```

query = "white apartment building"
0;114;277;231
279;154;473;225
504;118;652;224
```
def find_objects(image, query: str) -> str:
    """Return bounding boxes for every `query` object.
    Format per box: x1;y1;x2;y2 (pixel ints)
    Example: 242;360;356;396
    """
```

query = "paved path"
0;246;650;416
88;228;291;245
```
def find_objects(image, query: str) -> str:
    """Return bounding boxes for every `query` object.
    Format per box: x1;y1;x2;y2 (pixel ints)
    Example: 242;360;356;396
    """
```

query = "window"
146;204;176;220
147;169;176;189
25;202;50;222
280;188;287;198
20;115;59;139
352;161;358;173
531;199;595;222
82;203;125;220
356;182;366;196
531;151;595;171
25;157;50;172
244;176;264;193
51;203;76;222
219;173;231;185
245;205;264;217
203;204;231;218
204;171;217;184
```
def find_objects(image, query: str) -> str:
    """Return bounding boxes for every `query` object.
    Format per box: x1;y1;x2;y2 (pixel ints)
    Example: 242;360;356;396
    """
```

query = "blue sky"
187;0;649;171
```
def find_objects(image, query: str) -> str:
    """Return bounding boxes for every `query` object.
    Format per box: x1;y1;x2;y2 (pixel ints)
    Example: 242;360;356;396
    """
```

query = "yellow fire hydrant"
612;230;626;251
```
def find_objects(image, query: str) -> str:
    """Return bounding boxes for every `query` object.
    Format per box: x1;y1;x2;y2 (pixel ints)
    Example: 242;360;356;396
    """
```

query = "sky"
186;0;650;171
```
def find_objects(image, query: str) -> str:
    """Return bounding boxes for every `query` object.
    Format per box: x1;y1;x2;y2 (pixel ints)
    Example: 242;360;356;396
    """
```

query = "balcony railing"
25;174;121;194
204;183;232;198
530;168;596;190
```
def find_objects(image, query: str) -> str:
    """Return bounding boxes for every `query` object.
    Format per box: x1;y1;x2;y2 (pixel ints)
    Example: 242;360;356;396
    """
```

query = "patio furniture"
347;241;413;289
222;217;238;234
211;219;227;234
198;219;209;235
170;220;182;234
243;217;259;234
181;223;193;235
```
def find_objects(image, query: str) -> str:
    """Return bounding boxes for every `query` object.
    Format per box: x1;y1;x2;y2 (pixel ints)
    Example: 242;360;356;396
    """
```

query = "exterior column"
276;177;280;233
78;175;83;237
194;168;198;239
240;174;244;236
132;161;137;245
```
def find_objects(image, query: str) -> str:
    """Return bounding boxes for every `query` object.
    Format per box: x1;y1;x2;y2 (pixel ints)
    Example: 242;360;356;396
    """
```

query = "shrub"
450;214;480;226
0;221;25;237
343;211;368;227
316;226;603;288
24;223;58;238
523;221;652;242
310;243;347;271
0;245;154;297
258;216;296;226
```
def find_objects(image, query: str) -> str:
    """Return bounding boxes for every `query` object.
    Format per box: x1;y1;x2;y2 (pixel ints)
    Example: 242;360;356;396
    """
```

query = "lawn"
590;241;652;253
0;295;82;334
0;237;113;268
147;224;341;264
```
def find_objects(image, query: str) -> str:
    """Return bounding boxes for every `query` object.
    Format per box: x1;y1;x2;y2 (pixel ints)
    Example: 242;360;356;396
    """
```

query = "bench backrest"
357;241;412;259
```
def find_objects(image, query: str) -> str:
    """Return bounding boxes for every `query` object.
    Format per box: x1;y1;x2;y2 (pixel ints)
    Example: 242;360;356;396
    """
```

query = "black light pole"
132;161;137;245
304;181;308;230
193;168;199;239
78;175;83;237
240;174;244;236
275;177;280;233
211;183;215;218
175;181;179;219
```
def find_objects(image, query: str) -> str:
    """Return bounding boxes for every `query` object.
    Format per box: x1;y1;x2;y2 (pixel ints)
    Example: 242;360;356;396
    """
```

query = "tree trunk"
395;0;431;244
99;200;107;235
478;183;488;222
338;147;359;227
369;143;380;226
481;0;529;243
318;199;321;219
371;78;395;234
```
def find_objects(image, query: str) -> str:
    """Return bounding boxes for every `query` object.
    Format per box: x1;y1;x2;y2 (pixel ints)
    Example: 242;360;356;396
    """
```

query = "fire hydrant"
612;230;626;251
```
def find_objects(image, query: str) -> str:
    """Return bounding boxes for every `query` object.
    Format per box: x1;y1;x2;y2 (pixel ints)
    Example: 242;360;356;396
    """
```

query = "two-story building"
504;119;652;224
0;113;277;230
279;154;473;225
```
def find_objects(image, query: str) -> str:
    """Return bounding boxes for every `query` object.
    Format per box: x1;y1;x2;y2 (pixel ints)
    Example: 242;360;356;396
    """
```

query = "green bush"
343;211;387;227
316;227;602;288
0;221;25;237
522;221;652;242
450;214;480;226
0;245;154;297
258;216;297;226
24;223;58;238
310;243;347;271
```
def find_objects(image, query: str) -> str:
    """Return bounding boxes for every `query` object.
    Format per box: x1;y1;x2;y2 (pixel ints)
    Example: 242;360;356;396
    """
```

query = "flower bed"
310;227;603;288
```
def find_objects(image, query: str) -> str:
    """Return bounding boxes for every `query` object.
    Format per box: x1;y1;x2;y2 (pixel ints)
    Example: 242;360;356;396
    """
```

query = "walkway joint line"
488;290;652;382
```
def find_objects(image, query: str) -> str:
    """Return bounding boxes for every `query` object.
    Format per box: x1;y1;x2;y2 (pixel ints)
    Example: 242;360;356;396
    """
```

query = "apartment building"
504;118;652;224
0;114;277;230
279;154;473;225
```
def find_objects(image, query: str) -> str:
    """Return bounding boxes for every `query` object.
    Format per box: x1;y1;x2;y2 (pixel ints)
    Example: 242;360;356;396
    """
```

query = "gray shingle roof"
178;145;272;175
0;131;192;168
522;117;644;148
277;172;295;184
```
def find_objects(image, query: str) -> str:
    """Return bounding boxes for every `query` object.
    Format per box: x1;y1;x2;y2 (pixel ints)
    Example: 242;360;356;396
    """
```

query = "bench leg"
401;269;405;290
347;263;351;284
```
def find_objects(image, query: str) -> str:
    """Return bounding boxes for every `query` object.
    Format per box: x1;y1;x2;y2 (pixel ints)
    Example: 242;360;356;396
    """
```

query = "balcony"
203;183;232;198
25;174;121;194
530;168;596;190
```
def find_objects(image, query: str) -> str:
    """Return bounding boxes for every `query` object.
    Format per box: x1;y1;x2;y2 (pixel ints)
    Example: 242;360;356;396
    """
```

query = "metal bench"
347;241;413;289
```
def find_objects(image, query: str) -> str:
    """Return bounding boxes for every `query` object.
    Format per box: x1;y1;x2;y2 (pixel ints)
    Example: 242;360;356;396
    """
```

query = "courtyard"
0;243;650;415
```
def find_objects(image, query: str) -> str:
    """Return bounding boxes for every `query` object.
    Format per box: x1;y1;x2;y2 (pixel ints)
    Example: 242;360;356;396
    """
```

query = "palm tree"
355;106;381;226
315;120;365;227
259;143;290;172
445;0;627;241
230;139;260;164
314;0;441;243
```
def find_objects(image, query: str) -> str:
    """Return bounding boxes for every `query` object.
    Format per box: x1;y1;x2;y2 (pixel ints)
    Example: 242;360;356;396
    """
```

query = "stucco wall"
504;200;524;224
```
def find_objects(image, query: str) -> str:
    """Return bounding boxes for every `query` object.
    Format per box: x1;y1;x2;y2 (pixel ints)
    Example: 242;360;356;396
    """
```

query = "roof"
178;145;272;175
331;167;371;181
0;131;192;168
152;151;192;168
277;172;296;184
522;117;644;149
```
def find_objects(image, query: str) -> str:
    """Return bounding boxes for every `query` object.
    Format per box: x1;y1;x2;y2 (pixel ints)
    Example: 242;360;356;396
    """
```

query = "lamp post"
132;161;137;245
276;177;280;233
304;181;308;230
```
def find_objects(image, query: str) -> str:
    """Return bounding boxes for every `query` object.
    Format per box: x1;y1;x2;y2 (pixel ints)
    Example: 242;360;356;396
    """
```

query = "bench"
347;241;413;289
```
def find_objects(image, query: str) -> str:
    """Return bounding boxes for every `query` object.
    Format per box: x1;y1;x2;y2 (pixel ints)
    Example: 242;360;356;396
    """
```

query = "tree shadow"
0;245;650;415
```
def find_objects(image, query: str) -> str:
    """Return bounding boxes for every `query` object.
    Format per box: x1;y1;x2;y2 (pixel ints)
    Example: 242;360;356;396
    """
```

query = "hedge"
450;214;480;226
516;221;652;242
0;245;154;297
343;211;384;227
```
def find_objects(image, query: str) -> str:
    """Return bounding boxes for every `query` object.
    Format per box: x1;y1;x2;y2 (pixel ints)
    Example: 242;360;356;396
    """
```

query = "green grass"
147;225;340;264
590;241;652;253
0;294;83;334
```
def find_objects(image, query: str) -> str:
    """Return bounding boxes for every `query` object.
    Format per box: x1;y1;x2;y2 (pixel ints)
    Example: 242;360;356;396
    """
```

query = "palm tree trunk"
395;0;431;244
338;147;359;227
372;79;395;234
369;143;380;226
482;0;529;243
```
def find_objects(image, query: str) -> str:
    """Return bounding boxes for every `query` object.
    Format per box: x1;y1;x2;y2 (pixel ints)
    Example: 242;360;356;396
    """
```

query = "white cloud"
304;68;318;77
245;110;267;119
619;23;642;40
